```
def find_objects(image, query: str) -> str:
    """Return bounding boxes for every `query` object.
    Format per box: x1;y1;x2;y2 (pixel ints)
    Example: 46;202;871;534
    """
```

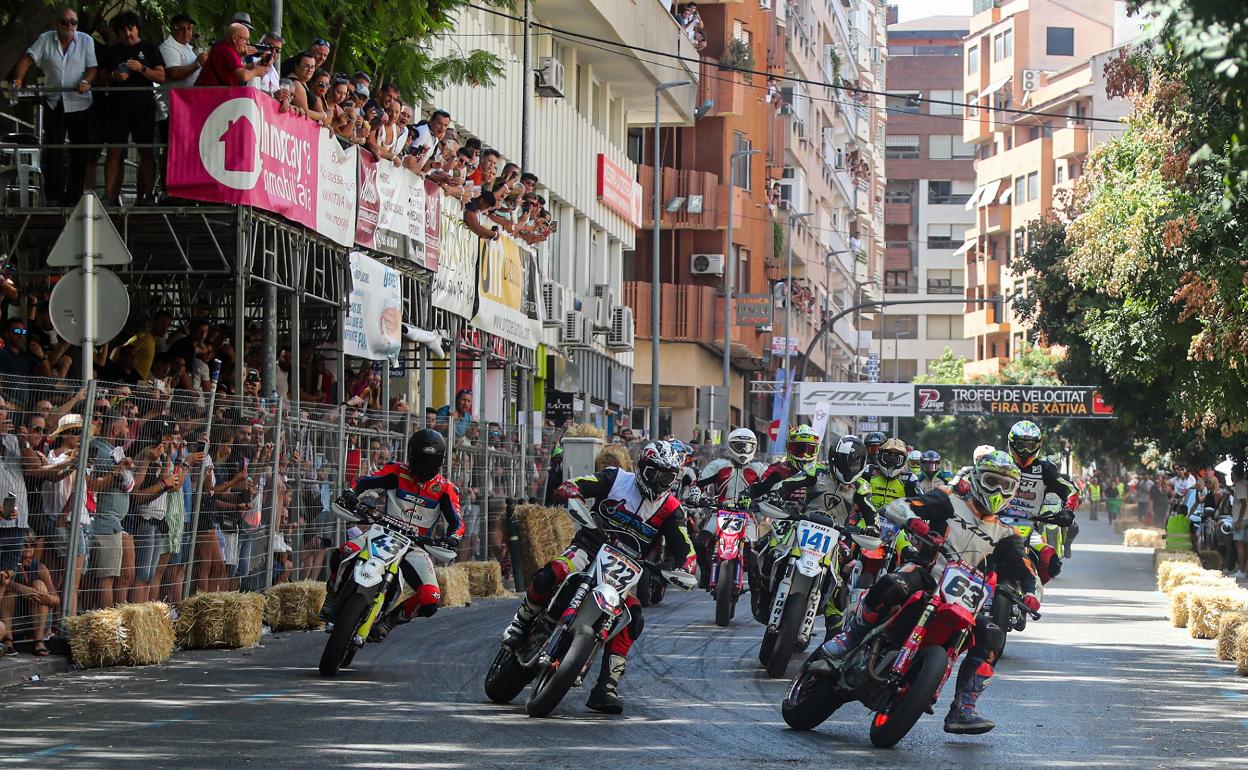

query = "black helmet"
407;428;446;481
865;432;886;452
830;435;867;485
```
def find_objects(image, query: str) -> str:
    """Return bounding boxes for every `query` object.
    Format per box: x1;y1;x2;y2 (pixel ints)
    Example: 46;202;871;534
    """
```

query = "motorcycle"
483;499;697;717
318;492;458;677
708;504;755;627
781;506;1041;748
756;500;880;679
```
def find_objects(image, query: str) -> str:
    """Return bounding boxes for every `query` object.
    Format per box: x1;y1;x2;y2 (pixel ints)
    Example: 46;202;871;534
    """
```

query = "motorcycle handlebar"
997;583;1042;621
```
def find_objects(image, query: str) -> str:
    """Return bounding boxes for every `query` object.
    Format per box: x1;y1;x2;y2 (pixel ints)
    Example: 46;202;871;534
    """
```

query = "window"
929;135;952;160
1029;126;1040;141
885;271;913;292
928;181;952;204
953;180;976;203
886;92;922;114
885;134;920;159
927;269;965;295
952;137;975;158
1047;26;1074;56
1014;176;1026;204
929;89;965;116
968;45;978;73
736;245;750;293
966;92;978;117
1013;227;1026;258
1027;171;1039;201
1055;161;1065;184
880;315;919;338
886;181;914;203
1004;29;1013;58
731;132;753;191
927;314;965;339
927;224;963;249
993;33;1004;62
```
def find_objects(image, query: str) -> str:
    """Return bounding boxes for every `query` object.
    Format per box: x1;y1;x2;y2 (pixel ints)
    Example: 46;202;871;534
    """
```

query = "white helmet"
973;444;996;463
726;428;757;466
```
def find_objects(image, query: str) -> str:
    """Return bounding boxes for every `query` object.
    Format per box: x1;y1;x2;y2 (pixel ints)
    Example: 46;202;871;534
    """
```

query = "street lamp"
774;206;813;457
651;79;690;439
891;318;913;436
721;147;760;444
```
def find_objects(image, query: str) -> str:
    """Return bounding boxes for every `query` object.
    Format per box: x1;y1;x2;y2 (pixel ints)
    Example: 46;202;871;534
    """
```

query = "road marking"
18;743;80;760
241;689;293;701
139;712;199;728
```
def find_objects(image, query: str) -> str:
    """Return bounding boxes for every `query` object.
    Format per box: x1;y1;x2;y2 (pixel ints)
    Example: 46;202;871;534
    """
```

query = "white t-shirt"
1233;480;1248;520
50;447;89;528
1172;473;1196;498
27;30;97;113
410;123;438;153
157;36;199;119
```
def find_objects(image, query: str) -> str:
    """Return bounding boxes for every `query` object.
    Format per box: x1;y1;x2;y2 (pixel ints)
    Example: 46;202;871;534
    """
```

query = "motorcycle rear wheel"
868;645;948;748
319;593;369;677
715;561;736;627
484;645;536;704
782;665;847;730
766;588;808;679
526;605;599;718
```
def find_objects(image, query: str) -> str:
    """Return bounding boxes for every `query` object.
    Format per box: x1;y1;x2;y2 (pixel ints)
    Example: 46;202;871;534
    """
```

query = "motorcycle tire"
715;561;736;627
526;605;600;718
868;645;948;748
766;588;809;679
484;645;536;704
782;665;848;730
759;629;777;666
650;577;666;606
319;593;369;677
636;574;653;607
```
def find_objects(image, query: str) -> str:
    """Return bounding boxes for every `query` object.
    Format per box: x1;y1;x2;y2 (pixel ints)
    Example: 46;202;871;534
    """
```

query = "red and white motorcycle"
708;504;755;627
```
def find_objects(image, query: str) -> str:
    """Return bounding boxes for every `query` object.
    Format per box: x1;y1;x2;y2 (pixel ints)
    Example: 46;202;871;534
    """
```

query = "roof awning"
965;184;986;211
977;180;1003;208
981;75;1012;99
952;238;976;257
997;185;1013;205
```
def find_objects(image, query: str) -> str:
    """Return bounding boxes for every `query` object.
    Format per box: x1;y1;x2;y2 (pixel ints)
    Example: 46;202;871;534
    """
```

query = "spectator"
310;38;331;69
411;109;451;155
129;417;180;603
11;6;97;206
196;22;259;88
0;534;58;655
254;31;284;93
470;147;500;188
368;99;406;164
437;388;474;440
86;410;134;608
124;310;173;381
97;11;165;206
0;396;38;578
288;51;330;126
1232;464;1248;578
46;414;87;616
464;189;501;240
0;319;52;407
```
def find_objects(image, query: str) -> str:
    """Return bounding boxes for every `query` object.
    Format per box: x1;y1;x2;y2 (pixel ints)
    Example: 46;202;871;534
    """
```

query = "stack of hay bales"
514;503;575;578
265;581;328;632
564;423;606;440
1217;612;1248;660
1189;590;1248;639
1149;548;1248;676
1237;626;1248;676
460;560;510;599
1123;528;1166;549
175;592;266;649
595;444;634;472
435;565;471;607
65;602;174;669
1113;517;1144;534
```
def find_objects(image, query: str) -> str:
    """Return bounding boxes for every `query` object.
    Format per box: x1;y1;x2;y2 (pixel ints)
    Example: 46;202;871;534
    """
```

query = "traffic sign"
47;192;133;267
768;419;781;442
49;267;130;345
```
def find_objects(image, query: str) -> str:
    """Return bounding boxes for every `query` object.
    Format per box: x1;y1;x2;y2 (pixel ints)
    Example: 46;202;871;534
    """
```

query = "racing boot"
317;589;337;624
809;605;878;674
501;595;542;648
368;607;405;642
944;659;996;734
586;653;627;714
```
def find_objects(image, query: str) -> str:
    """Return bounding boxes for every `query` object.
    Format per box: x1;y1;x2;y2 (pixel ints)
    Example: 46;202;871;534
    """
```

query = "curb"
0;653;70;689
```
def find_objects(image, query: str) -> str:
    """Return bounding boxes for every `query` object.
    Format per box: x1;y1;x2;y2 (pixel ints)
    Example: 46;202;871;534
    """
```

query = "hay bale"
460;560;509;599
564;423;606;439
118;602;175;665
1166;569;1235;595
1199;550;1224;570
1154;549;1200;570
1124;528;1166;549
1217;612;1248;661
1188;590;1248;639
595;444;634;472
175;592;266;649
65;608;128;669
1157;562;1203;592
1236;625;1248;675
1113;517;1143;534
514;504;573;578
435;565;471;607
1171;585;1199;628
265;581;328;632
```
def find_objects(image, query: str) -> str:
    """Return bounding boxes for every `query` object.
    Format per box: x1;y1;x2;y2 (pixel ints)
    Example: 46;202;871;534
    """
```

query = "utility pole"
521;0;532;170
722;148;759;443
650;80;690;438
773;206;812;457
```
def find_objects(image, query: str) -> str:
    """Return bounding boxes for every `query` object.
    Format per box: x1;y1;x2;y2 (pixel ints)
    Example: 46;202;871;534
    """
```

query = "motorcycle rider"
916;450;955;492
906;449;923;478
321;429;464;637
501;441;693;714
866;437;920;509
1005;421;1081;558
692;428;766;583
864;432;886;464
815;450;1040;735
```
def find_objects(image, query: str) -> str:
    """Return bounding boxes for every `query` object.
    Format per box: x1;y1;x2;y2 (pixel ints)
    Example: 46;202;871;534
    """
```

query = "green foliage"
718;38;756;74
912;348;963;385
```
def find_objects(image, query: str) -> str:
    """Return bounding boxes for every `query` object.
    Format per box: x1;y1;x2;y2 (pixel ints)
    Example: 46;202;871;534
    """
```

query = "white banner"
343;252;402;360
430;198;479;320
796;382;916;417
315;136;357;246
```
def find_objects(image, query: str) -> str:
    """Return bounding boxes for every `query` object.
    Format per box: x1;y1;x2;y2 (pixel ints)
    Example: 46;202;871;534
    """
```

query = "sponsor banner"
430;197;478;320
597;153;641;227
913;385;1115;419
771;336;798;356
343;252;402;360
168;87;354;247
422;177;442;273
357;153;435;266
735;293;772;326
472;236;540;349
796;382;915;417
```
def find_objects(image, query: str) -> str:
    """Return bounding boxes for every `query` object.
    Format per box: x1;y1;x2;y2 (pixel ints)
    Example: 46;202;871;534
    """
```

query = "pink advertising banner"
354;152;442;270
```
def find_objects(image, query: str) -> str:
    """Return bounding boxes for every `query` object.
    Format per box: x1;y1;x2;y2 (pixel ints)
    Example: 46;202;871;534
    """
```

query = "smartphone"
2;493;14;520
197;439;208;454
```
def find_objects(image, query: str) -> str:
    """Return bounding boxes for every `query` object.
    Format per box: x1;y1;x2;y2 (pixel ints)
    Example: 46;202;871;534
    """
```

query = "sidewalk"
0;649;69;689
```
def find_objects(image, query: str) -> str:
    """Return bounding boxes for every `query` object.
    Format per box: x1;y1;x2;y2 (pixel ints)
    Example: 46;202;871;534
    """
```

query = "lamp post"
721;147;759;443
773;207;813;457
651;79;690;439
891;318;912;436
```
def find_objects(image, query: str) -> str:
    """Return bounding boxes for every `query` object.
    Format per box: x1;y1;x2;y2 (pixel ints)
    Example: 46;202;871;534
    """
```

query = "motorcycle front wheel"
715;561;736;627
782;664;847;730
526;605;600;717
868;645;948;748
484;645;536;704
319;593;369;677
766;587;809;679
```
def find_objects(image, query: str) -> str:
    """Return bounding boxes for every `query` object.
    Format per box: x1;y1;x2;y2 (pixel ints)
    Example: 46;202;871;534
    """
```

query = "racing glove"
905;517;931;538
735;495;752;510
555;480;583;501
1022;593;1041;613
441;534;463;550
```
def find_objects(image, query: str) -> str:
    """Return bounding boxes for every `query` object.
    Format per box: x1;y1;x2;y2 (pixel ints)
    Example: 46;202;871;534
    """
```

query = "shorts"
1234;521;1248;542
103;94;157;146
91;531;124;578
462;504;484;540
0;527;26;572
133;518;163;582
29;512;57;539
221;530;240;567
54;524;90;559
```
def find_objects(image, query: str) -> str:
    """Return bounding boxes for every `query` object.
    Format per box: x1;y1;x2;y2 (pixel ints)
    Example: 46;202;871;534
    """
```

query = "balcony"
967;255;1002;287
885;241;912;265
982;206;1010;235
964;356;1009;380
884;202;912;225
638;165;728;229
697;58;747;117
884;279;920;295
624;281;763;357
1052;126;1089;160
964;305;1009;337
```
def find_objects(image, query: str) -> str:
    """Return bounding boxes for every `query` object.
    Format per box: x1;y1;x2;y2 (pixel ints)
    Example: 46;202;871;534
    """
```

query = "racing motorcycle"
708;504;754;627
756;500;880;679
781;506;1041;748
319;492;458;677
483;499;697;717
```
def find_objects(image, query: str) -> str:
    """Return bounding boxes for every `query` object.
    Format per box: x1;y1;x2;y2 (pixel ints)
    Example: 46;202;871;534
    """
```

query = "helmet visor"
1011;437;1041;456
978;470;1019;497
639;465;677;494
921;460;940;473
877;450;905;470
729;438;755;456
787;440;818;462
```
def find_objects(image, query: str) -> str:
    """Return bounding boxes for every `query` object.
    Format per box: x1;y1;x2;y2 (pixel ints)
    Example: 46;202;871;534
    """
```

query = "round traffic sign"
49;267;131;345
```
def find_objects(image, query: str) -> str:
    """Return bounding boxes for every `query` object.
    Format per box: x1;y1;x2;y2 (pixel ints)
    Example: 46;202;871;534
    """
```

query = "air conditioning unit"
691;253;725;276
541;281;564;327
1021;69;1042;92
560;310;592;347
592;284;614;329
608;306;635;351
535;57;565;98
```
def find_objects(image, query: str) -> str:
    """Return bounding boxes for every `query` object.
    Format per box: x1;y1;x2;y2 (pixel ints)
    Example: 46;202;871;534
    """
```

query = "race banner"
422;178;442;273
429;197;478;320
472;236;540;348
914;385;1115;418
343;252;403;360
796;382;915;417
167;87;355;247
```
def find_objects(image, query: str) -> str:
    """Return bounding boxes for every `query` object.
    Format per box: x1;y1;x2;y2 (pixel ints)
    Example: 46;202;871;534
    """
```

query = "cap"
170;13;195;26
230;12;254;29
49;413;83;437
245;368;261;383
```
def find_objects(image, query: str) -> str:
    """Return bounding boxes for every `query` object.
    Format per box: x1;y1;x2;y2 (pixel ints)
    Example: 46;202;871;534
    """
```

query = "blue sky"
891;0;974;22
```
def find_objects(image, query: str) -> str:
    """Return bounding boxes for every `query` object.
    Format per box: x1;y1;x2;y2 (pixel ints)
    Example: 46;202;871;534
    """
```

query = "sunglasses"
8;328;26;335
314;81;329;89
58;18;79;26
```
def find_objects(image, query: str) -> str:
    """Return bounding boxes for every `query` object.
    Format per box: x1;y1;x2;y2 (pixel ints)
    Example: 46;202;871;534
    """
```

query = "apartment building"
960;0;1133;378
879;13;976;381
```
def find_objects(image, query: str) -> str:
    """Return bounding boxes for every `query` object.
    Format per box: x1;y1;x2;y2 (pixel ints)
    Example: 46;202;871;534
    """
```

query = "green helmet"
969;450;1021;516
1007;420;1043;469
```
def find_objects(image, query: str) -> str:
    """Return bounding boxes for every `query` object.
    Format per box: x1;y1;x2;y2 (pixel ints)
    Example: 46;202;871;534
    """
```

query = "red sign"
768;419;781;442
596;154;641;228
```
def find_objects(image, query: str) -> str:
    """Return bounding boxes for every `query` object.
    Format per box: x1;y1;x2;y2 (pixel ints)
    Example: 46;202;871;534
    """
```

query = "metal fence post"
184;364;222;599
335;403;347;546
60;379;97;619
264;397;284;589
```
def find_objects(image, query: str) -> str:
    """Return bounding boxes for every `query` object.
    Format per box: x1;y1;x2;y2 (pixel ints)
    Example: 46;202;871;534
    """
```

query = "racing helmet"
920;449;942;474
876;438;908;479
636;441;682;500
906;449;922;473
1007;420;1043;469
865;432;886;456
973;444;996;463
969;450;1022;517
407;429;447;482
786;425;821;465
830;435;868;485
726;427;758;466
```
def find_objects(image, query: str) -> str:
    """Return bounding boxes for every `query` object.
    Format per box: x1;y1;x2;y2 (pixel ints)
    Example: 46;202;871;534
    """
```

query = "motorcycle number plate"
369;530;412;561
718;512;746;535
595;544;643;593
795;520;838;559
939;561;989;619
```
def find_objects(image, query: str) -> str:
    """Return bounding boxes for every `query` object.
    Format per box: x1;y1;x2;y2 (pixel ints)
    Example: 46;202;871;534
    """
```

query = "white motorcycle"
318;492;457;677
484;499;697;717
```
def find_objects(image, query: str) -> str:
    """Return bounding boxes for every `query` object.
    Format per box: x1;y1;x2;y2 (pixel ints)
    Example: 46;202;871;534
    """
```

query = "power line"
466;3;1126;127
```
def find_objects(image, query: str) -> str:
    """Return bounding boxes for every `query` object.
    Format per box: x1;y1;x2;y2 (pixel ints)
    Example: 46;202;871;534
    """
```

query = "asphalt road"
3;516;1247;770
